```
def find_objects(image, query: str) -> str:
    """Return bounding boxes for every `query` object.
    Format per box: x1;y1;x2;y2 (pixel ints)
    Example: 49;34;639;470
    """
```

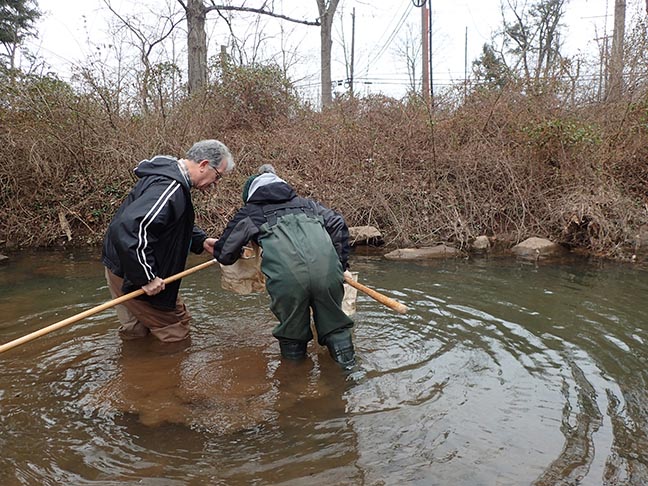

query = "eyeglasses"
210;165;223;182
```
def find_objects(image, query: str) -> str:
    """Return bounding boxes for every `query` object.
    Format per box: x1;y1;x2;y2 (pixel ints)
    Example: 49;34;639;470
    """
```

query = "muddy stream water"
1;249;648;485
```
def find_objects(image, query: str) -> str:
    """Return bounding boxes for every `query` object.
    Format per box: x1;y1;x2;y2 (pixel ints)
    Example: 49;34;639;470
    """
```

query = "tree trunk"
607;0;626;101
317;0;340;108
185;0;208;94
180;1;319;95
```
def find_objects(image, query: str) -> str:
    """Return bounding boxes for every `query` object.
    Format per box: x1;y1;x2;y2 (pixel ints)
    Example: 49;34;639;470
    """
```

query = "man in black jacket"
102;139;234;343
213;165;355;367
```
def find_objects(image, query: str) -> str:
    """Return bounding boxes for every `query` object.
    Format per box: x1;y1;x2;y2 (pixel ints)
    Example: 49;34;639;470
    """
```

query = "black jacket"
102;156;207;309
213;174;350;269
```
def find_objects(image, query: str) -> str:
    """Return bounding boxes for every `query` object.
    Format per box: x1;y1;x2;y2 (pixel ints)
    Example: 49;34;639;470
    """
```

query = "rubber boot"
278;339;308;360
323;329;355;368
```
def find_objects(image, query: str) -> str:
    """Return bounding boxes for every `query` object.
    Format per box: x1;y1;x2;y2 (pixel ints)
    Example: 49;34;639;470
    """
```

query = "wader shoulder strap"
263;203;316;226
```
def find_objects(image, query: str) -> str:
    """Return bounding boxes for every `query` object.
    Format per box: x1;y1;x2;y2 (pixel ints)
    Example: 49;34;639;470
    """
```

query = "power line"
365;4;414;73
357;0;413;77
360;0;409;62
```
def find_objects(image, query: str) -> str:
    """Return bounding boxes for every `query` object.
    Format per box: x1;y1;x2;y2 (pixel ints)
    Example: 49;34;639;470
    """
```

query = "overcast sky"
29;0;643;100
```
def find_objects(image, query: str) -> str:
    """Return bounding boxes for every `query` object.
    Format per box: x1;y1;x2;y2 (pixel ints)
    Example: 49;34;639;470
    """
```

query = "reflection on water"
1;249;648;485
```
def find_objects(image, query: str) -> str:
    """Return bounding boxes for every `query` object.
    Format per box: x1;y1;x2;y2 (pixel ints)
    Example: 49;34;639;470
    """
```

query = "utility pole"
607;0;626;101
464;26;468;102
350;8;356;98
428;2;433;107
595;35;610;102
421;2;430;102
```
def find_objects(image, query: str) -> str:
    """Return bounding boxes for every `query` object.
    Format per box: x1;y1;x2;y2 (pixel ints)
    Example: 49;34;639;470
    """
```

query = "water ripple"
2;254;648;484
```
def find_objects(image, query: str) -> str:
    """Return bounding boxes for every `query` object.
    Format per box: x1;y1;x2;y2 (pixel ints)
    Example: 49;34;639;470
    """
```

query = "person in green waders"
212;164;355;368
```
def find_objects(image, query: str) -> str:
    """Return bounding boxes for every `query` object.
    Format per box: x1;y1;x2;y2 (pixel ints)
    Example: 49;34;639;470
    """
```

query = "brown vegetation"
0;70;647;260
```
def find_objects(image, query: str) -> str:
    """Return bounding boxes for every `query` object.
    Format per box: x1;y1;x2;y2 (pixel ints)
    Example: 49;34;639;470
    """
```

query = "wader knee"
279;339;308;360
322;329;355;368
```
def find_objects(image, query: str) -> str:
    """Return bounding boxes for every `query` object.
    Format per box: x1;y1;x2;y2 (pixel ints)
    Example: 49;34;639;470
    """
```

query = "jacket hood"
246;173;296;204
134;156;190;191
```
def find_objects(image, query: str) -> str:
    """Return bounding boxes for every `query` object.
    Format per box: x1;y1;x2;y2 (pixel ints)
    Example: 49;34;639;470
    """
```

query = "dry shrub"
556;182;644;257
0;72;646;260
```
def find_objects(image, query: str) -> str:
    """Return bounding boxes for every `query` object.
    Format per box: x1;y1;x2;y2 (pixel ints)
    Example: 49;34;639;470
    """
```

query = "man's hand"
142;277;165;296
203;237;217;255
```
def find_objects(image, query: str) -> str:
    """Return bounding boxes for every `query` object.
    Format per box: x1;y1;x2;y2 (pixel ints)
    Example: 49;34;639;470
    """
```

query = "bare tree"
215;8;275;66
103;0;183;114
275;22;304;80
607;0;626;101
503;0;532;82
176;1;319;95
500;0;567;91
393;22;422;96
0;0;41;76
316;0;340;107
531;0;564;83
181;0;207;94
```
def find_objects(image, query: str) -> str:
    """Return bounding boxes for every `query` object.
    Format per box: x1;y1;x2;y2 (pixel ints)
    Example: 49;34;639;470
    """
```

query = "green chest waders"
258;211;354;347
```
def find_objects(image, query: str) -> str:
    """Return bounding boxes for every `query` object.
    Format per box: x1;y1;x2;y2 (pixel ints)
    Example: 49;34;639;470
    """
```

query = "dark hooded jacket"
102;156;207;309
213;174;350;269
214;174;349;270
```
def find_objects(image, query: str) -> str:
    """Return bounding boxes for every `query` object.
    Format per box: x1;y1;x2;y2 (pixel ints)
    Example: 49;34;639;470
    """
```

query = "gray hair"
257;164;276;175
186;139;235;173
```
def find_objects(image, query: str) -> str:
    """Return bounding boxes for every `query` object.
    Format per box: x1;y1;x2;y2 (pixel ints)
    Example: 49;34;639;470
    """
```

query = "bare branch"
206;3;320;26
215;10;240;64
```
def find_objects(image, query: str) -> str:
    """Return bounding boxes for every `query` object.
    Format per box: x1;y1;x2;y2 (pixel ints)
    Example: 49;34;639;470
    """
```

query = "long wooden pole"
0;259;217;354
344;275;409;314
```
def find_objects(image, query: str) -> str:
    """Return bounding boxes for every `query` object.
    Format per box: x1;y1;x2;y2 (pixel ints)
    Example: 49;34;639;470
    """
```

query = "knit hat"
242;164;277;202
